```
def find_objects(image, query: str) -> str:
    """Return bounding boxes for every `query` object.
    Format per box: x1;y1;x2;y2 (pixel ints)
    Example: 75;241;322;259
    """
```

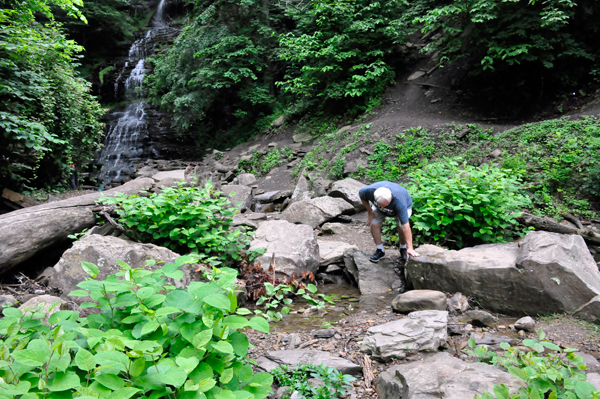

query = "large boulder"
249;220;320;276
343;248;402;294
281;197;354;228
392;290;447;313
257;350;362;376
19;295;68;324
360;310;448;361
374;352;525;399
49;235;179;301
406;231;600;317
318;240;358;266
328;178;365;211
220;185;252;210
290;175;313;204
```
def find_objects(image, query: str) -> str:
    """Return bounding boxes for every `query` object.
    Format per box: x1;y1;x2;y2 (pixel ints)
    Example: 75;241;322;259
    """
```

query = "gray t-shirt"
358;181;413;225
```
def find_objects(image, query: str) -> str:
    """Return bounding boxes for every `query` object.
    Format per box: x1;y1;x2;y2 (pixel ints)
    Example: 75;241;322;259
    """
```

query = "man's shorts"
372;205;412;225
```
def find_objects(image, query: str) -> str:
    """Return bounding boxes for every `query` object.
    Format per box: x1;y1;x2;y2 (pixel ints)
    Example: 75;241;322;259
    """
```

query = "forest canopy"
0;0;105;189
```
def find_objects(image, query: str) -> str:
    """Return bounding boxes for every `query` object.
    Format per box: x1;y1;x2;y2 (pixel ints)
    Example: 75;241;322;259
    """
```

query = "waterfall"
97;0;174;184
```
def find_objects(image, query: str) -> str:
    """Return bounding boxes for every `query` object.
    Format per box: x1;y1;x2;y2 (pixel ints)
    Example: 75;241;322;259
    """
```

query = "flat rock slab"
318;240;358;266
392;290;447;313
259;350;362;376
249;220;319;276
49;235;179;302
406;231;600;317
360;310;448;361
152;170;185;181
282;197;354;228
220;185;252;210
343;248;402;294
375;352;525;399
328;178;366;211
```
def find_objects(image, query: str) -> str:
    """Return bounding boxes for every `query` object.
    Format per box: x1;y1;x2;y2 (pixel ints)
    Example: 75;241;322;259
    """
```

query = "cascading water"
97;0;176;183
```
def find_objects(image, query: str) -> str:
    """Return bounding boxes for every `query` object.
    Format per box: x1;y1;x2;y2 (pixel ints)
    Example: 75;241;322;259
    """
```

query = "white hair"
374;187;392;204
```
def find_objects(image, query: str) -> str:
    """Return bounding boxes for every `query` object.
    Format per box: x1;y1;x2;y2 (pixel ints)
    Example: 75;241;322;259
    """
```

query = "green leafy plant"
98;182;255;264
407;158;532;248
467;330;600;399
67;228;89;241
0;256;273;398
271;364;355;399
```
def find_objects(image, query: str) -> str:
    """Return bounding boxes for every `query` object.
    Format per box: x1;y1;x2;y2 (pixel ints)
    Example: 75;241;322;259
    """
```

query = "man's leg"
396;208;412;260
369;207;386;262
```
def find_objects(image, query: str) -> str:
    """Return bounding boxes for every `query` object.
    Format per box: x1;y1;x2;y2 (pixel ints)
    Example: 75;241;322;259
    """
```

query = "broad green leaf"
12;350;45;367
248;317;269;333
75;348;96;371
223;315;250;330
141;321;160;336
48;371;81;391
81;262;100;278
95;374;124;390
130;358;146;378
68;290;90;297
202;294;231;311
211;341;234;354
193;330;213;349
198;378;217;392
230;332;249;357
106;387;141;399
220;368;233;384
176;356;200;374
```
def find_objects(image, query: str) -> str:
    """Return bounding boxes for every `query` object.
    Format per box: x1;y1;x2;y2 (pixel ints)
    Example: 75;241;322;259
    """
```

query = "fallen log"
0;178;154;275
517;212;600;246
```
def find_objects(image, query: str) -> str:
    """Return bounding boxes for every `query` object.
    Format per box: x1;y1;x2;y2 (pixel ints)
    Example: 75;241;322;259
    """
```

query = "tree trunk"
517;213;600;246
0;178;154;275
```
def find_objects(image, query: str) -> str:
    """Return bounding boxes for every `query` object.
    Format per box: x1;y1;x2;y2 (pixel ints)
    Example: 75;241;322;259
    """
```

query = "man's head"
374;187;392;207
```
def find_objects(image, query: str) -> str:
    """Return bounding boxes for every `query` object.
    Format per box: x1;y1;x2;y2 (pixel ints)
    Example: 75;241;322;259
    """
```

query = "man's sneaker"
370;249;385;263
400;247;408;261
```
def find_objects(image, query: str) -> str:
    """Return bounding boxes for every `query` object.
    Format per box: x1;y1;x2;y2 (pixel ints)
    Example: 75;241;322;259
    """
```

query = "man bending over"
359;181;420;263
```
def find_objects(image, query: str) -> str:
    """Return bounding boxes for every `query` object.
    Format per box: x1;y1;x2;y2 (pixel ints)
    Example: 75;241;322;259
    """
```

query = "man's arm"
401;222;420;258
359;187;375;226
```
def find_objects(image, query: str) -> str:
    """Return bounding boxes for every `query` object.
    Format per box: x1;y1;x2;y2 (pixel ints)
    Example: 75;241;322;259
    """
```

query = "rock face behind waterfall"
406;231;600;318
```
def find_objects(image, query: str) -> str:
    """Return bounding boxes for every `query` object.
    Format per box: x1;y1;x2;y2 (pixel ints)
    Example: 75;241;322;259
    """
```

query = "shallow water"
260;281;397;333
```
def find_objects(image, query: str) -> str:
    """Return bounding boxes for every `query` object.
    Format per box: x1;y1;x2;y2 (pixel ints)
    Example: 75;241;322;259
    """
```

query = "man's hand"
407;248;420;259
367;212;374;226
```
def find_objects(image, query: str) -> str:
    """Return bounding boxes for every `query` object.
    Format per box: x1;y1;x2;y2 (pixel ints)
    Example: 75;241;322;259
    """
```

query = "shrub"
467;330;599;399
271;364;355;399
98;182;255;264
0;257;273;399
406;158;531;248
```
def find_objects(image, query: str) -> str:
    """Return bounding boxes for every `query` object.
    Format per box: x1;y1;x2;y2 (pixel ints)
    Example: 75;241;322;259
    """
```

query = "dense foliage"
0;256;273;398
271;364;355;399
382;158;532;248
98;182;256;265
467;330;599;399
0;0;105;189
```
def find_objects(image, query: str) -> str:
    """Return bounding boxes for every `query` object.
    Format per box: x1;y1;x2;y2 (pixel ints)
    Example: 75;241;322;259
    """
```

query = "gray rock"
588;373;600;391
0;295;17;307
231;214;259;230
292;133;312;143
249;220;320;276
360;310;448;361
312;328;338;338
318;240;358;266
514;316;536;332
49;235;179;302
152;169;185;181
220;185;252;210
343;160;364;176
260;350;362;375
237;173;257;186
325;264;343;273
87;223;117;237
460;310;499;327
407;71;426;81
406;231;600;317
281;197;354;228
321;222;351;235
254;190;285;203
473;333;518;346
19;295;67;322
290;175;313;204
392;290;447;313
271;116;286;128
447;292;469;313
490;149;503;158
328;178;366;211
312;179;333;197
288;333;302;349
374;352;525;399
343;248;402;294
